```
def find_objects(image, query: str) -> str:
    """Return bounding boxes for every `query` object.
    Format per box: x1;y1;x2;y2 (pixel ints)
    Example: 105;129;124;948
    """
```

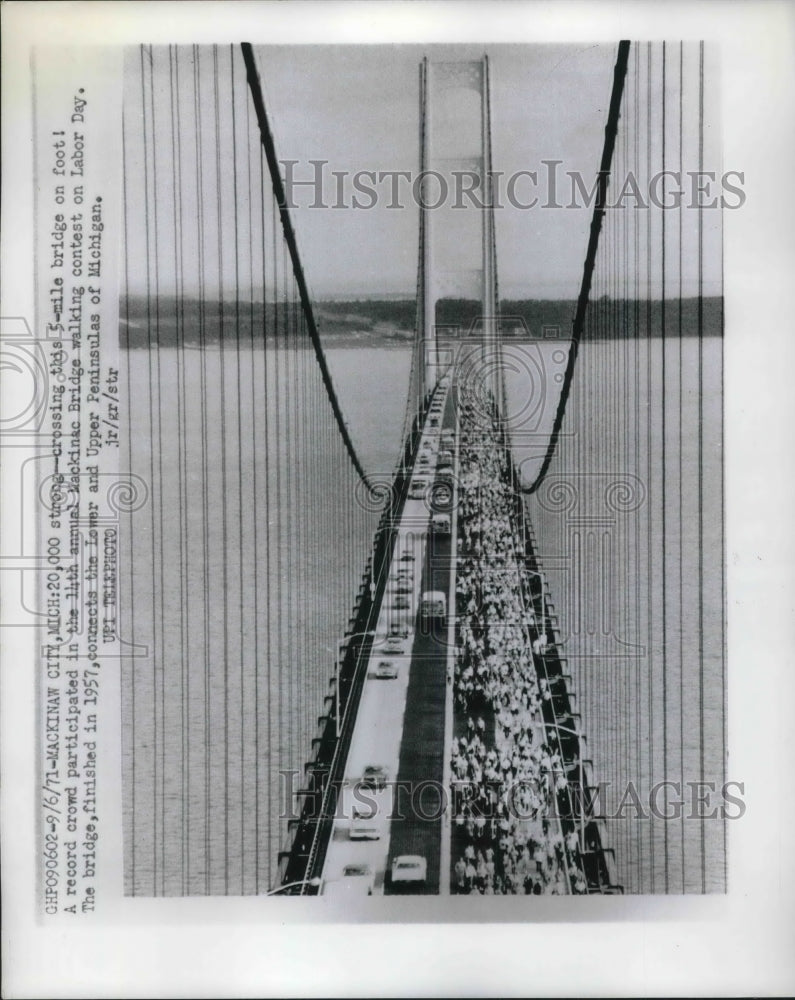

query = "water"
120;344;410;894
120;337;725;894
520;334;725;893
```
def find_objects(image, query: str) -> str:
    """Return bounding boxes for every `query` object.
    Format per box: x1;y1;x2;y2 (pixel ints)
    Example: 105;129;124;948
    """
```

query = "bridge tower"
418;56;500;395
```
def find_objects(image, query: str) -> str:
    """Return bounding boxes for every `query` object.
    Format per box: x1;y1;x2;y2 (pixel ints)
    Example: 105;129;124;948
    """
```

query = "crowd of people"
449;390;588;895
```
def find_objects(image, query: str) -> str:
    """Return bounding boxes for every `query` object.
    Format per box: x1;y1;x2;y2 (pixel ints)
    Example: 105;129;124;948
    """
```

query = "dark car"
408;478;428;499
370;660;399;680
360;765;388;790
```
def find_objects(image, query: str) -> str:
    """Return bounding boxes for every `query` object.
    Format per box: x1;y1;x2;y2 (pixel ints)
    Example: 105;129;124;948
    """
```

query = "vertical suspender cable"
677;41;685;892
660;40;669;893
697;39;706;895
121;64;137;896
230;47;246;893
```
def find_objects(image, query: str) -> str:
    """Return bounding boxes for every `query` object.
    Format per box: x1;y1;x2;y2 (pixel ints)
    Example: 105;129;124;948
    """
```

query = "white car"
420;590;447;618
391;855;427;885
408;479;428;500
350;815;380;841
323;863;375;896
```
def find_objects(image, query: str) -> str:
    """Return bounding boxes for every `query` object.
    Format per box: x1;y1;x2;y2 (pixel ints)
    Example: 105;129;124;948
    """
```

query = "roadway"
383;385;456;895
319;373;456;898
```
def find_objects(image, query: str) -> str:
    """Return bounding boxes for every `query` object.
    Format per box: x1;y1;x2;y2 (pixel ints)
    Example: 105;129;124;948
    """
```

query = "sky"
254;41;723;300
255;42;620;298
122;41;722;301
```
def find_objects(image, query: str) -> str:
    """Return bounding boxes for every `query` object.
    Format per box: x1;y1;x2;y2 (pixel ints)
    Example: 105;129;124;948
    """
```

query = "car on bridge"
323;863;375;897
420;590;447;618
390;855;427;886
408;478;428;500
430;482;453;508
392;594;411;610
432;513;451;534
436;464;454;479
382;636;406;655
438;449;453;466
360;765;388;790
350;812;381;841
370;660;399;680
398;549;415;562
392;577;412;593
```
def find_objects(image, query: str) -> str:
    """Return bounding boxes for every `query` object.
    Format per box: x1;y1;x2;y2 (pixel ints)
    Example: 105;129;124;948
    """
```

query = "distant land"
437;296;722;340
120;295;722;348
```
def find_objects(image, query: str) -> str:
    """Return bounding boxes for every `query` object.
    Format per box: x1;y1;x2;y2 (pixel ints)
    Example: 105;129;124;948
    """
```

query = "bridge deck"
319;375;456;898
383;388;456;895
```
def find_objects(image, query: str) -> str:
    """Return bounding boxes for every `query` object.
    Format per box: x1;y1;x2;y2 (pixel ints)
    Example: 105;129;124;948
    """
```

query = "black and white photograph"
119;38;725;900
2;1;794;996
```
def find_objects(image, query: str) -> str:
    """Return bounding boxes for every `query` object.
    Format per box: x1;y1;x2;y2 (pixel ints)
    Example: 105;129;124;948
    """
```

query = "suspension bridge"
119;40;725;897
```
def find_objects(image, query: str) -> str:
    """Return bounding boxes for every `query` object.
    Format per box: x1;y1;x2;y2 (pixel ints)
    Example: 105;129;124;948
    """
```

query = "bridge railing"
499;421;623;893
